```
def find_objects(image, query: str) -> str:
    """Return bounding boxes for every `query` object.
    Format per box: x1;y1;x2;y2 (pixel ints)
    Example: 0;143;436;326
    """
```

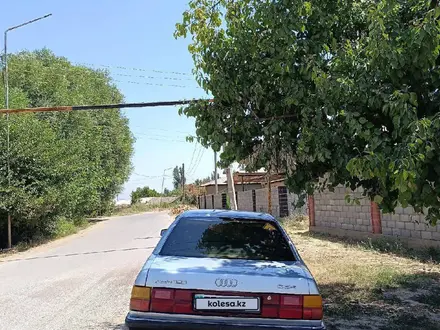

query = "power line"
113;72;195;81
187;143;199;175
0;99;211;114
188;146;205;176
187;146;202;175
191;148;206;175
130;126;193;135
113;79;200;89
8;67;199;88
134;136;190;144
75;61;193;76
132;132;191;140
132;172;171;179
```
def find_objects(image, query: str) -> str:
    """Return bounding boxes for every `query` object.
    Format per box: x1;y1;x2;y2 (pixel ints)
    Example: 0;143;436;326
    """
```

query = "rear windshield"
159;218;295;261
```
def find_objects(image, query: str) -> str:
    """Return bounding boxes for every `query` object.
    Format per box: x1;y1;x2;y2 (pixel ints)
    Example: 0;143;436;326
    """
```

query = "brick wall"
381;207;440;242
312;186;440;247
213;194;222;209
237;190;253;212
314;186;371;232
199;186;306;218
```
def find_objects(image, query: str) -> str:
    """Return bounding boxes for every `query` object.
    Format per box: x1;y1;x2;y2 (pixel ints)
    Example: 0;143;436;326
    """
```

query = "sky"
1;0;221;200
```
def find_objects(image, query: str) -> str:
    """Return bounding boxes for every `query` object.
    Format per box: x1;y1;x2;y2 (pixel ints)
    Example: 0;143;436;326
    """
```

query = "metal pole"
3;13;52;249
182;163;185;200
160;167;172;206
268;169;272;215
3;31;12;249
214;151;218;194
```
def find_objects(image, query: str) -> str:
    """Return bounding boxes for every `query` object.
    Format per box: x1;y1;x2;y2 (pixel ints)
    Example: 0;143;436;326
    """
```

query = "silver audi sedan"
125;209;326;330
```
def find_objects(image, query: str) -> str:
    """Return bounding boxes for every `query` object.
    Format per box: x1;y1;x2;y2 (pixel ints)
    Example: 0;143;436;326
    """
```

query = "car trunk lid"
145;256;312;294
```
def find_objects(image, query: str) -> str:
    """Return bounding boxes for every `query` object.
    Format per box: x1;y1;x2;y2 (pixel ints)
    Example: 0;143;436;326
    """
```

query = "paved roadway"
0;212;174;330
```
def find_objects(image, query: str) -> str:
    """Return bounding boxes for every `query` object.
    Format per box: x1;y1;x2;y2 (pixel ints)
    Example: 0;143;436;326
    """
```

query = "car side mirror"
160;229;167;237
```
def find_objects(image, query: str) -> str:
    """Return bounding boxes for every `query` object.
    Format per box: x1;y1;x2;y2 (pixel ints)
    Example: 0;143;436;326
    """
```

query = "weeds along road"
0;212;174;330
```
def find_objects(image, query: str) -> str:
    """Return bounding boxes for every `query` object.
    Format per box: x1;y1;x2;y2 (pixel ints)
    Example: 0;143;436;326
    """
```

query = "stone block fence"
198;185;440;248
311;186;440;248
197;187;307;218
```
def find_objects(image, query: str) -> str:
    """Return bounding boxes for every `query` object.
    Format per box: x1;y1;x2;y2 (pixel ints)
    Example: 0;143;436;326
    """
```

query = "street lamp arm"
5;14;52;32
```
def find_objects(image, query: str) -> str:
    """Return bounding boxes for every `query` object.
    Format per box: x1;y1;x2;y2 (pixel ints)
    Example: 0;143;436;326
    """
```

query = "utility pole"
214;151;218;194
182;163;185;200
267;168;272;215
160;167;172;206
226;167;237;210
3;13;52;249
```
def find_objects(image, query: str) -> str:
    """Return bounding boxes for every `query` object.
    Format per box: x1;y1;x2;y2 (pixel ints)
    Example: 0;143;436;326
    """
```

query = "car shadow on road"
98;322;127;330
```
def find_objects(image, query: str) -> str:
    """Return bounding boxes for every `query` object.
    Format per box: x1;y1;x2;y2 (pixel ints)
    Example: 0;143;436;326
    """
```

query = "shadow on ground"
322;272;440;330
97;322;127;330
297;231;440;264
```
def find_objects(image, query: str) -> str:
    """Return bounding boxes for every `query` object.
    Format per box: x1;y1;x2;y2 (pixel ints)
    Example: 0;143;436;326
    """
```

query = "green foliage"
0;49;134;247
130;186;160;204
176;0;440;225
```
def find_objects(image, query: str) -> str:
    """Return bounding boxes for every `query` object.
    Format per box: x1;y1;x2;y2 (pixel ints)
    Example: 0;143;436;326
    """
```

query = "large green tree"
0;49;134;245
176;0;440;224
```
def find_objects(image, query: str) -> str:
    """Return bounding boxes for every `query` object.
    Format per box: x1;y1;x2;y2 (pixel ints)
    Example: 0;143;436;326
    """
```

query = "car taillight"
279;295;303;319
150;288;175;313
261;294;279;318
144;288;323;320
261;294;323;320
129;286;151;312
303;295;323;320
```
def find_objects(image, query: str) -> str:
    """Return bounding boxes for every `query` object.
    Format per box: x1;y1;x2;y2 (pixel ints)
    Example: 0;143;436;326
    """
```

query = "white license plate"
194;295;260;312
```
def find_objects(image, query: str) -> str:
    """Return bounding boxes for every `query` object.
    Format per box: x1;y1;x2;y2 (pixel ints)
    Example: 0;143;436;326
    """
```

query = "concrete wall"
236;190;253;212
205;183;263;196
314;186;371;232
312;186;440;247
199;186;306;218
381;207;440;242
205;185;228;196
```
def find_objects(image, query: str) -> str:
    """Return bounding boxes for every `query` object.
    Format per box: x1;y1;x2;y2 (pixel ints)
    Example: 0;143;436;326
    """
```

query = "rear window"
159;218;295;261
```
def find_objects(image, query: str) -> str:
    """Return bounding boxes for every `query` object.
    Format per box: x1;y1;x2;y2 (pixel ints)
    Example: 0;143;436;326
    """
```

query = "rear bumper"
125;311;326;330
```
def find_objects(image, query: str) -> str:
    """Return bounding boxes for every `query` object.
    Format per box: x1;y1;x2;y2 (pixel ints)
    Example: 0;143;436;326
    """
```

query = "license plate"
194;295;260;312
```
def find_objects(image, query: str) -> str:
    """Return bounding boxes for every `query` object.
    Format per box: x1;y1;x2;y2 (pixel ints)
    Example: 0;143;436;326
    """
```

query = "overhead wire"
187;143;199;176
188;145;205;176
130;126;193;135
191;147;206;175
8;66;199;89
74;61;193;76
187;146;202;175
113;79;199;89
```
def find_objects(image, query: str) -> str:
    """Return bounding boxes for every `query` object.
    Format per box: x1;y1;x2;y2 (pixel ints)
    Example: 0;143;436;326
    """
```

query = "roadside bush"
0;49;134;248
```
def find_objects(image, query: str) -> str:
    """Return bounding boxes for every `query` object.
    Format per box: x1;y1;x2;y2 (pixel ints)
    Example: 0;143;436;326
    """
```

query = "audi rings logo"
215;278;238;288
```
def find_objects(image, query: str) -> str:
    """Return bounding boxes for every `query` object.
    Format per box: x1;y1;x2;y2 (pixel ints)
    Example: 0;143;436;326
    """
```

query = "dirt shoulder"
282;217;440;330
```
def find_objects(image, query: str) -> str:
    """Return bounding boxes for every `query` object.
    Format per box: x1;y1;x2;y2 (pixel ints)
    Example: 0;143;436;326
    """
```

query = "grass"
281;216;440;330
1;217;90;257
323;233;440;264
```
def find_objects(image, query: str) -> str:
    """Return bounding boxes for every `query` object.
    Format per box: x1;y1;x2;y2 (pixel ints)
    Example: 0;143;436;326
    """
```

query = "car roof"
178;209;276;221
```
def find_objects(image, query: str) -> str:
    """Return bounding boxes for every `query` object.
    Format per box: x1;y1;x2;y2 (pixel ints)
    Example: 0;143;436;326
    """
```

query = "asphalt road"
0;212;174;330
